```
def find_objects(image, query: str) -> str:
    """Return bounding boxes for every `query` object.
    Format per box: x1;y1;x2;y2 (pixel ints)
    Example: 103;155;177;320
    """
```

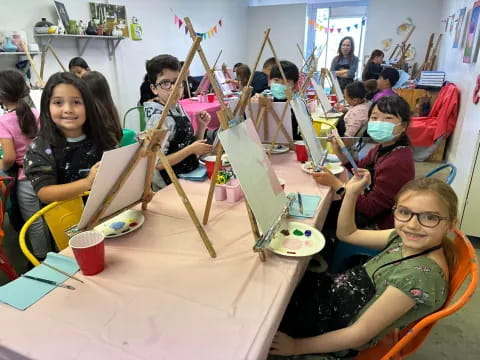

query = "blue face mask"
367;121;401;143
270;83;287;100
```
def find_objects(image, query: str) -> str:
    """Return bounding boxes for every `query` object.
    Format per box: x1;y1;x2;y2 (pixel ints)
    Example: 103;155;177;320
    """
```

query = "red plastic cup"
207;93;215;103
69;231;105;276
295;141;308;162
204;155;217;179
329;94;337;103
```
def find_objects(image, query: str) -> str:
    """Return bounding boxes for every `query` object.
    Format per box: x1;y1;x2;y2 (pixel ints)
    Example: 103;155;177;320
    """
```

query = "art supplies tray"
94;209;145;238
263;143;290;154
269;221;325;257
301;162;344;175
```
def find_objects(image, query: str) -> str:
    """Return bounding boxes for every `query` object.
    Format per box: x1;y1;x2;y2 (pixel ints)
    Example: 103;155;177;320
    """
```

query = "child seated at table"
144;54;213;190
334;81;370;142
269;60;302;140
252;57;276;95
364;79;378;101
270;176;455;358
372;67;399;102
313;96;414;260
68;57;91;78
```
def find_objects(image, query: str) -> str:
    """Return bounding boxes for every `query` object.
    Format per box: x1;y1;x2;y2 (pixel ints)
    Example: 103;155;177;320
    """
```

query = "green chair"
121;128;137;147
122;106;146;132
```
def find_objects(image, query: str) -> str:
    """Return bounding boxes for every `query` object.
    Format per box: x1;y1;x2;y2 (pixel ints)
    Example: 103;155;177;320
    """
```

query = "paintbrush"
22;275;75;290
297;192;304;215
42;262;84;283
332;130;359;173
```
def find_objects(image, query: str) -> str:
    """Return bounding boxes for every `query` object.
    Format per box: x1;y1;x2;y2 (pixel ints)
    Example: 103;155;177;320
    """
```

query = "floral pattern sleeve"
24;137;58;194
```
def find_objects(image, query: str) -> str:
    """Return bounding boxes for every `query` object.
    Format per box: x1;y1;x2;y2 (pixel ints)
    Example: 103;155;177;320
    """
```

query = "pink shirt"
344;101;370;137
0;109;40;180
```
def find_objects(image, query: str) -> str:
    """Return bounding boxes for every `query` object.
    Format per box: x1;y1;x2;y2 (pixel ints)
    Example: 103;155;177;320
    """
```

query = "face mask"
367;121;401;143
270;83;287;100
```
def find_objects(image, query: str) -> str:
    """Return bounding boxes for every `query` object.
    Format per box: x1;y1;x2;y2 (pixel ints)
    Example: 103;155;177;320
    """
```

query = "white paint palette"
269;221;325;257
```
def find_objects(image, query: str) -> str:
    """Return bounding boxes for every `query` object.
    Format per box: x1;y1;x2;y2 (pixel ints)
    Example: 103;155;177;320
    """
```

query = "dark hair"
337;36;355;59
146;54;180;84
82;71;122;143
262;57;276;70
345;81;367;100
269;60;299;83
139;74;156;105
362;49;384;80
233;62;243;71
364;79;378;92
379;67;400;87
0;70;37;138
39;72;118;151
369;95;410;126
235;64;251;87
68;57;90;71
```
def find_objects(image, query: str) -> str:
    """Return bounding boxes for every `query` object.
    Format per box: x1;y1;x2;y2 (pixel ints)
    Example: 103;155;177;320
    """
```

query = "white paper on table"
77;143;150;229
290;97;326;167
218;119;287;234
246;101;293;144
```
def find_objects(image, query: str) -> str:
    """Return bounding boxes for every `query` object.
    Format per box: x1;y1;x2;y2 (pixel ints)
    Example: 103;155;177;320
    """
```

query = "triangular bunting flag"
330;28;334;33
202;33;207;40
346;26;351;32
354;24;359;29
174;15;179;25
196;32;201;37
219;19;222;26
319;25;324;31
337;28;341;33
185;25;189;35
308;19;315;25
213;25;217;33
178;19;183;29
361;18;366;25
324;28;328;34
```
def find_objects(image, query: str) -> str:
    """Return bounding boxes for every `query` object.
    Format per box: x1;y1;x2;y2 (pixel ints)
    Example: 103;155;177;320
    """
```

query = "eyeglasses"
154;79;183;90
393;206;448;228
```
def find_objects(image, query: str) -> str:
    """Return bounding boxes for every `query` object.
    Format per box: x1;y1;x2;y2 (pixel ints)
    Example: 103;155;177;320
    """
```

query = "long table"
0;152;332;360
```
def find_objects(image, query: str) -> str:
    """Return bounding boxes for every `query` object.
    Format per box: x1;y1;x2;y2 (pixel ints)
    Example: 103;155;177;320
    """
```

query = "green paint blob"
293;229;304;236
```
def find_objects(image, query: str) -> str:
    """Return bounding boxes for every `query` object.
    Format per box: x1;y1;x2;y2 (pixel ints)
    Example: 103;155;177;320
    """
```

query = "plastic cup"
207;93;215;103
225;179;243;202
329;94;337;103
204;155;217;179
215;184;226;201
295;141;308;162
69;231;105;276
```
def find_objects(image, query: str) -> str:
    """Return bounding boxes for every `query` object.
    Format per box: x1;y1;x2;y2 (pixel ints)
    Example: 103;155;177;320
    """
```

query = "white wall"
0;0;248;117
246;4;307;71
363;0;443;68
435;0;480;226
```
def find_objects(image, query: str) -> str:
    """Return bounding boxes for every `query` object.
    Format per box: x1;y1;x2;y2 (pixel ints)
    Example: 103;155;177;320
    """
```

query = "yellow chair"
312;119;337;153
19;192;89;266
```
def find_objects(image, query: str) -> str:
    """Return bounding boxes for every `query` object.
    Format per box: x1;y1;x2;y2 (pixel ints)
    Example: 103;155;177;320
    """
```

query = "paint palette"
301;162;344;175
94;209;145;238
268;221;325;257
263;143;290;154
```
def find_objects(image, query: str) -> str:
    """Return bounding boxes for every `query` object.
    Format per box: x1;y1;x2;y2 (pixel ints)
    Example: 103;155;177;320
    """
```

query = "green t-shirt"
355;231;448;343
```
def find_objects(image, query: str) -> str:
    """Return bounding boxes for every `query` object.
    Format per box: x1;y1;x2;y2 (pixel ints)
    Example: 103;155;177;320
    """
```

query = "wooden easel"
179;18;265;260
20;40;45;88
81;36;217;258
389;25;416;69
245;29;294;156
413;33;442;78
319;68;344;104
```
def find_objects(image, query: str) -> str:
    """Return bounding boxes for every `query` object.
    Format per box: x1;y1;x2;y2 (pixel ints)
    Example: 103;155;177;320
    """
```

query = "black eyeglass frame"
392;205;448;228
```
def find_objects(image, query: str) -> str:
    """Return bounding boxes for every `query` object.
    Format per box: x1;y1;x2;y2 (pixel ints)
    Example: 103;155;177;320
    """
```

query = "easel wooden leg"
245;201;265;262
270;102;294;149
142;151;157;210
202;143;223;225
158;150;216;258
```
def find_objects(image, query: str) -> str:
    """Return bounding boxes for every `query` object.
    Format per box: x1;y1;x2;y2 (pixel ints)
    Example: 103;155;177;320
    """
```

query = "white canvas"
78;143;150;229
290;97;326;167
213;70;232;95
327;69;345;103
246;101;293;144
311;78;333;113
218;119;287;234
29;89;42;110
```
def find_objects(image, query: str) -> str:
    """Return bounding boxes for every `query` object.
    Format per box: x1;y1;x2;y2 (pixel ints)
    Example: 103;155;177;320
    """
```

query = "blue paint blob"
305;230;312;237
110;221;125;230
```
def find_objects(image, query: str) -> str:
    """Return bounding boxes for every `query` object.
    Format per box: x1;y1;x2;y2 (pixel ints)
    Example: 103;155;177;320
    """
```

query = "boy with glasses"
144;54;213;190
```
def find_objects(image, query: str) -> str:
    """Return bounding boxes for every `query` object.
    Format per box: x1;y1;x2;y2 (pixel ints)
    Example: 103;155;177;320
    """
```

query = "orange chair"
355;229;478;360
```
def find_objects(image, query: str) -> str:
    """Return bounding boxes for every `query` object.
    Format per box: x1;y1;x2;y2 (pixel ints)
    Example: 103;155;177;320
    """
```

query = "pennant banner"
172;11;223;40
309;17;366;34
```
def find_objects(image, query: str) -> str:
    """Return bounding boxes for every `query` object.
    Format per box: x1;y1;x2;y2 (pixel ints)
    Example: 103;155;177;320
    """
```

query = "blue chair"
425;163;456;185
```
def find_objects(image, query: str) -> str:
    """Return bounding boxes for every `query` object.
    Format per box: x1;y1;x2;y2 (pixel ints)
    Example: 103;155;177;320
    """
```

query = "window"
305;4;367;79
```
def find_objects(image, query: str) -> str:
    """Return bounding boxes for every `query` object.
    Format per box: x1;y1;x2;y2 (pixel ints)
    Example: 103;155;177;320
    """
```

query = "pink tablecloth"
179;98;221;131
0;152;332;360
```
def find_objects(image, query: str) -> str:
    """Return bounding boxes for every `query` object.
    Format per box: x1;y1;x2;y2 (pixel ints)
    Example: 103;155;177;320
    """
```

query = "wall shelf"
0;52;41;56
35;34;124;60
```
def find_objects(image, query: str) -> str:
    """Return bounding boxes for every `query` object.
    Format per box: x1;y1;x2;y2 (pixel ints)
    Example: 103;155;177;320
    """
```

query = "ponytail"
16;97;38;138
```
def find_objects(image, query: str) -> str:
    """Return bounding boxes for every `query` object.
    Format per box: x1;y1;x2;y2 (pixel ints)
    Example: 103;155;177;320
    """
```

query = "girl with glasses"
270;176;457;358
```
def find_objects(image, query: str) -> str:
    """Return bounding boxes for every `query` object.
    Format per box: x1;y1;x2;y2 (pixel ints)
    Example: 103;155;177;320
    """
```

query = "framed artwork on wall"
89;2;129;37
464;1;480;63
54;1;70;31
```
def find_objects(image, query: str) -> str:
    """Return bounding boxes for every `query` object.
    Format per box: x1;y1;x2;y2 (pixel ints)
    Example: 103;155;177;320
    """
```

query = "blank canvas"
218;119;287;234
